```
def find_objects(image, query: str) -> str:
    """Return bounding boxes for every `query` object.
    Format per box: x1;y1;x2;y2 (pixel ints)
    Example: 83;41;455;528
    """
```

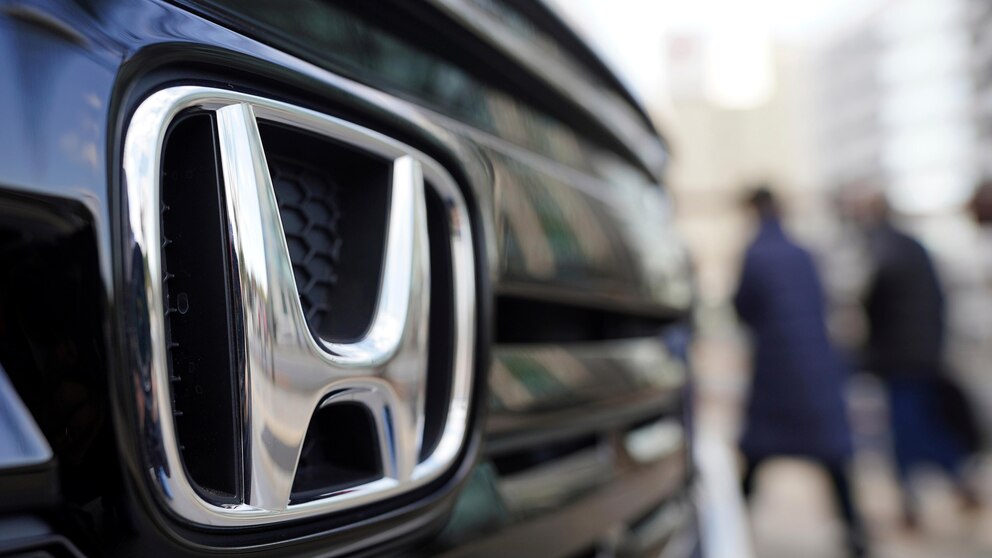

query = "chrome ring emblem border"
122;86;476;526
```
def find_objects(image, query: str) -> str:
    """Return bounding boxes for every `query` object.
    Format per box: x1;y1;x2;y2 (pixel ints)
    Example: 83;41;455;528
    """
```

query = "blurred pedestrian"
858;189;979;528
969;179;992;225
734;187;865;557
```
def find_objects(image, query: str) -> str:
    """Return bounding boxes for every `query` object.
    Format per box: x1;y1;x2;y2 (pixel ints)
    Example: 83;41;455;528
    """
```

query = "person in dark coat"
734;188;865;556
859;191;978;526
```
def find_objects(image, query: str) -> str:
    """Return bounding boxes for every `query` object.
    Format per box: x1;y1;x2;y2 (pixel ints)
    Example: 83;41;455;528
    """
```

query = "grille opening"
258;122;390;343
0;195;113;507
627;493;685;534
563;547;600;558
420;186;455;461
290;402;382;504
491;435;599;476
161;111;241;501
496;296;673;344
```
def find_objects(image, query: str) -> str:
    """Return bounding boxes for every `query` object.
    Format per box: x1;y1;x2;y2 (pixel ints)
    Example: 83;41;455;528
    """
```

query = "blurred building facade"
663;35;821;304
813;0;977;214
814;0;992;433
967;0;992;176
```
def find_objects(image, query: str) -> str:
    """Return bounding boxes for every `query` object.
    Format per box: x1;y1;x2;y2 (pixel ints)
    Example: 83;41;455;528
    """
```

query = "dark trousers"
742;456;865;557
887;376;974;520
888;377;967;480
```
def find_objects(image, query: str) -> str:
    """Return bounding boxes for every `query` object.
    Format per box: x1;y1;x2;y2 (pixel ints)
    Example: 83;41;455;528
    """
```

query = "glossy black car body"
0;1;696;556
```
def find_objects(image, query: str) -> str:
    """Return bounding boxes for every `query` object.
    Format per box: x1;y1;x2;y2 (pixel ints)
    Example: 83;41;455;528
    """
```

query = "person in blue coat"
734;188;864;556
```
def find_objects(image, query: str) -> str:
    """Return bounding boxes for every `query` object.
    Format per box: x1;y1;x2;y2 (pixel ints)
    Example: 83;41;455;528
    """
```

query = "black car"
0;1;697;556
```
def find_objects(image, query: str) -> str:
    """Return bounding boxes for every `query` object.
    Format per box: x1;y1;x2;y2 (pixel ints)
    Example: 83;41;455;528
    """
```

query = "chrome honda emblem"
123;87;475;526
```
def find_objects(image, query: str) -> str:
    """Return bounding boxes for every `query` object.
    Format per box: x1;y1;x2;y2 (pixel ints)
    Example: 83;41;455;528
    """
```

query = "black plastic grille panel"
270;156;344;337
258;122;389;343
160;111;241;501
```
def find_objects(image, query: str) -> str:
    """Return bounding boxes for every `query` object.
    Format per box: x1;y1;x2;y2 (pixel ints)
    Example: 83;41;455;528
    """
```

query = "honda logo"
123;87;475;526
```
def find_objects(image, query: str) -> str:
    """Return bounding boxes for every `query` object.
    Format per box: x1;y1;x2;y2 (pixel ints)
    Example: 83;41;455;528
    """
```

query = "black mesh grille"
270;157;343;336
258;121;389;343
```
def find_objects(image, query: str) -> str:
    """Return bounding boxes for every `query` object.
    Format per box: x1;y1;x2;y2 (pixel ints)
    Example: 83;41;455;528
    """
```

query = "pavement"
693;326;992;558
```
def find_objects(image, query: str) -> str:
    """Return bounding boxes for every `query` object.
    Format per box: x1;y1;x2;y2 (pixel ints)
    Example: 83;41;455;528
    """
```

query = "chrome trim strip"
486;338;686;455
496;438;615;515
123;86;475;526
428;0;669;178
435;447;687;558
